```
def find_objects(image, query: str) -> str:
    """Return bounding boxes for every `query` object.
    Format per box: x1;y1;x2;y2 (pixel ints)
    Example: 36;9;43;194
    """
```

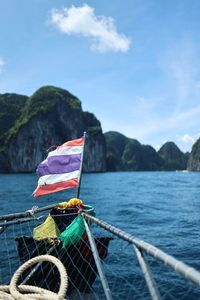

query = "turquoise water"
0;171;200;299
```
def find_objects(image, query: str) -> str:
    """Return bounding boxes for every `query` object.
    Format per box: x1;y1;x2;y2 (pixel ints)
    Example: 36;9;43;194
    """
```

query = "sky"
0;0;200;152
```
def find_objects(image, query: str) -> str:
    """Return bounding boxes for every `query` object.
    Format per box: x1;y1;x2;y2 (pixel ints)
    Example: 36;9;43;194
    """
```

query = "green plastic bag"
59;215;85;248
59;205;95;248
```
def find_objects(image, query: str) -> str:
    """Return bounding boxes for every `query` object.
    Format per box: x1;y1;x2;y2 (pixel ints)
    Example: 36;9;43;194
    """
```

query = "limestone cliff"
105;132;190;171
105;131;163;171
0;86;106;173
0;93;27;145
158;142;188;170
187;138;200;171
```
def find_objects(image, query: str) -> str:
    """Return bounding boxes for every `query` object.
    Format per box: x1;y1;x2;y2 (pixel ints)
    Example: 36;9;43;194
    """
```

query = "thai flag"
33;137;84;197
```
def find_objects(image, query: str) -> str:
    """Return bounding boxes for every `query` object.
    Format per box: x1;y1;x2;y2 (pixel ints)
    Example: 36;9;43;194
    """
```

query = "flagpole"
76;131;87;199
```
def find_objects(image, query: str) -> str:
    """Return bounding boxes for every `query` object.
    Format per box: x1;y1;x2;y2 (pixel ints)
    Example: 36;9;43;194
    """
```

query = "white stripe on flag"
38;170;80;186
48;145;83;157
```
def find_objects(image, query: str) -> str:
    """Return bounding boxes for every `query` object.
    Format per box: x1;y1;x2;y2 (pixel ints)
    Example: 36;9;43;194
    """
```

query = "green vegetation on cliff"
0;85;106;173
189;138;200;161
187;138;200;171
158;142;187;170
82;111;102;136
0;86;192;172
105;132;189;171
0;93;28;144
4;86;82;144
26;86;81;116
105;131;128;170
105;131;164;171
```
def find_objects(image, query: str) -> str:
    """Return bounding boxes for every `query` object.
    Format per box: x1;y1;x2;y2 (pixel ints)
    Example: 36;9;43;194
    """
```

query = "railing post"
83;217;113;300
133;245;161;300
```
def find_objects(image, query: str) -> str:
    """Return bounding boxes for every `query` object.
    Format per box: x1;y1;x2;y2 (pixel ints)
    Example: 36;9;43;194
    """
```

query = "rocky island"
0;86;106;173
0;85;197;173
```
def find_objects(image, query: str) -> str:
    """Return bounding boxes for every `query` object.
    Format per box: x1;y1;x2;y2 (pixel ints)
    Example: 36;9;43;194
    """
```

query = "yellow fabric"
57;201;68;209
67;198;83;207
57;198;83;209
33;215;60;240
33;198;83;241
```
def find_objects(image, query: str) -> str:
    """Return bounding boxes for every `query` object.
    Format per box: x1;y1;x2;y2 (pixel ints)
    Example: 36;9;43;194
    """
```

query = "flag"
33;137;84;197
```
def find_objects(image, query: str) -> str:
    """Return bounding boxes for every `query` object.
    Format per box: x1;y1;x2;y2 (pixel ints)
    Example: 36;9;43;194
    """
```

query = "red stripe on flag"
58;137;84;149
34;178;78;197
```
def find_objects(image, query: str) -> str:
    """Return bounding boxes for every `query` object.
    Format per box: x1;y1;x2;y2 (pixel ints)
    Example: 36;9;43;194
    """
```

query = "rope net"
89;222;200;300
0;207;200;300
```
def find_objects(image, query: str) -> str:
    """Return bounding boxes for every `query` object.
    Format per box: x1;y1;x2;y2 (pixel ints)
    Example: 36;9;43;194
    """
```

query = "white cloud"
116;102;200;150
50;4;131;53
0;56;5;73
176;133;200;150
178;133;195;144
176;133;195;152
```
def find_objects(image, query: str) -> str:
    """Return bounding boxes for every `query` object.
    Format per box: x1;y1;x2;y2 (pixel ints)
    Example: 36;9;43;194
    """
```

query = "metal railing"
82;212;200;300
1;207;200;299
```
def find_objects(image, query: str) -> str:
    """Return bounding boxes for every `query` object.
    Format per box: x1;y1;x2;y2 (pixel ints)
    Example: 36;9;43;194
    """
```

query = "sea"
0;171;200;299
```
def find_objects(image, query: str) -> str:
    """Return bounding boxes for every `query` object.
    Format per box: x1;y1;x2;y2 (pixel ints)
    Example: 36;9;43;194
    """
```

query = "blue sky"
0;0;200;152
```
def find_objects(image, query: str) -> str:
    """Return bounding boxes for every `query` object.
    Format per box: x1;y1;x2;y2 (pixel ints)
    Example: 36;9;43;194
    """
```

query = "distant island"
105;132;189;171
0;86;199;173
